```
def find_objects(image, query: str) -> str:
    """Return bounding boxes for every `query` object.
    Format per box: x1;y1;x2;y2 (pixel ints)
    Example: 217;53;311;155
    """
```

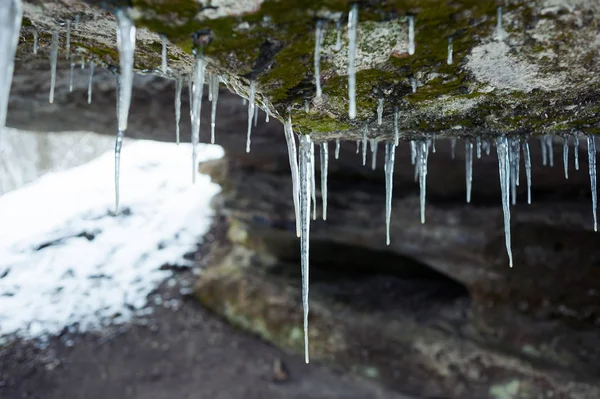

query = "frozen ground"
0;140;223;340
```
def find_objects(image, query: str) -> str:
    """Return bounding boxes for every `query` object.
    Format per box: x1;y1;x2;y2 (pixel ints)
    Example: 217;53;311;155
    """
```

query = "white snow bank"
0;140;224;340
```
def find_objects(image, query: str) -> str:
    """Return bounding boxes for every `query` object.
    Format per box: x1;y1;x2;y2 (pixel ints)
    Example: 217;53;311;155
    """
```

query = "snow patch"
0;141;223;340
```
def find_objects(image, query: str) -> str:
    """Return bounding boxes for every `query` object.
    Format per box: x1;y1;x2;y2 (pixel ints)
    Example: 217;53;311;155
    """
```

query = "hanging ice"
65;19;71;59
465;140;473;203
361;125;368;166
0;0;22;129
347;4;358;119
310;141;317;220
496;136;513;267
546;135;554;167
114;76;124;215
246;80;255;153
49;31;59;104
80;55;85;69
334;19;342;51
68;55;75;93
335;138;340;159
411;78;417;93
432;135;436;153
408;16;415;55
523;139;532;205
410;140;417;165
574;132;580;171
563;135;569;179
74;14;80;30
161;34;168;74
190;52;206;183
284;115;301;237
451;138;456;159
476;136;482;159
393;106;399;146
447;37;453;65
211;75;219;144
174;78;182;145
87;61;94;104
298;134;312;364
370;139;378;170
588;135;597;232
384;142;395;245
314;20;323;98
497;7;503;41
320;142;328;220
265;99;270;122
33;28;38;55
418;140;430;224
254;101;258;127
540;136;547;166
509;138;520;206
377;98;384;125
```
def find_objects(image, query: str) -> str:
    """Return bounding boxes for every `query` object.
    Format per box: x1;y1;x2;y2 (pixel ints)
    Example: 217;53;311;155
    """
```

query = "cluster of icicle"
1;0;598;365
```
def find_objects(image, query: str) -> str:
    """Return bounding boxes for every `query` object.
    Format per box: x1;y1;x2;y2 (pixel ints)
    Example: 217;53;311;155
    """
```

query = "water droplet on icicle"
210;75;219;144
284;115;301;237
496;136;513;267
174;78;182;145
0;0;22;130
587;135;597;232
298;134;312;364
320;142;328;220
384;142;395;245
246;80;255;153
87;61;94;104
49;31;59;104
347;4;358;119
314;20;323;98
408;15;415;55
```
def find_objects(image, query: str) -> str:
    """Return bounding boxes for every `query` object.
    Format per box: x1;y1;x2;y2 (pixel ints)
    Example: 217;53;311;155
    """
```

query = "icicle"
497;7;503;41
310;141;317;220
208;73;213;102
347;4;358;119
115;9;136;134
304;99;309;113
509;138;520;206
370;139;378;170
418;140;429;224
408;15;415;55
393;106;399;146
523;140;532;205
335;138;340;159
242;97;247;105
298;134;312;364
87;61;94;104
574;132;580;171
314;20;323;98
161;34;168;74
451;138;456;159
563;135;569;179
447;37;453;65
410;140;417;165
80;55;85;69
476;136;482;159
334;19;342;51
74;14;80;30
541;136;548;166
432;135;437;153
356;140;360;154
210;75;219;144
496;136;513;267
69;55;74;92
0;0;22;129
284;115;301;237
49;31;58;104
265;99;270;122
485;140;491;156
174;78;182;145
588;135;597;232
33;29;38;55
385;142;395;246
361;125;368;166
191;51;206;183
246;80;255;153
377;98;384;125
411;78;417;93
114;75;124;215
254;100;258;127
465;140;473;203
547;135;554;167
320;142;328;220
65;20;71;59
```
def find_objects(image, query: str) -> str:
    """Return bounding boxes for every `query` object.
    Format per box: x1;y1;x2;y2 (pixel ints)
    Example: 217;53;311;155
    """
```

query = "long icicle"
335;138;340;159
574;132;580;170
246;80;255;152
523;139;532;205
496;136;513;267
298;134;312;364
314;20;323;98
563;135;569;179
547;135;554;167
210;75;219;144
284;115;301;237
49;31;59;104
320;142;328;220
174;78;182;145
114;9;136;214
466;140;473;203
385;142;395;245
310;141;317;220
419;140;429;224
190;51;206;184
509;138;519;206
541;135;548;166
588;135;597;232
347;4;358;119
0;0;22;130
87;61;94;104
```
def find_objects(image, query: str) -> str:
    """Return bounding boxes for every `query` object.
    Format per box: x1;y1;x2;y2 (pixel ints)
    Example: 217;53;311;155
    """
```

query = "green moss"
292;111;351;134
